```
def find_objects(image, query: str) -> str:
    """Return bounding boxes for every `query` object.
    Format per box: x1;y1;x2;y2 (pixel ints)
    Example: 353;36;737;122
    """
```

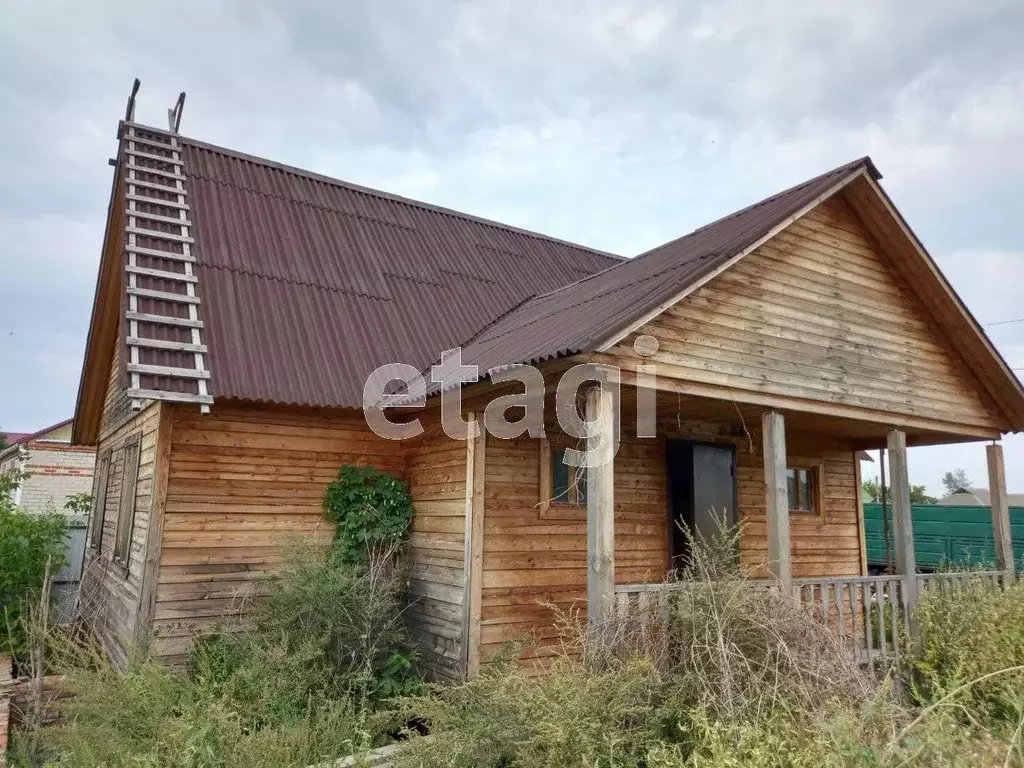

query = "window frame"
112;434;142;570
88;449;112;552
786;459;825;518
538;438;589;520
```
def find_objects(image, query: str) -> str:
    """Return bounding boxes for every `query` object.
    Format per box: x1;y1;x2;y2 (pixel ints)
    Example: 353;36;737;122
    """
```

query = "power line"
984;317;1024;327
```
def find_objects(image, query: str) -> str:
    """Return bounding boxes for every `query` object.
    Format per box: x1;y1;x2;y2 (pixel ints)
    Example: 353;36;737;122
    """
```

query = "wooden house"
73;88;1024;679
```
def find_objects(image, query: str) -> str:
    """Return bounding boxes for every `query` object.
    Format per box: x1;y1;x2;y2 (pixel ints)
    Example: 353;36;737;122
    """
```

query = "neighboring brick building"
0;419;95;515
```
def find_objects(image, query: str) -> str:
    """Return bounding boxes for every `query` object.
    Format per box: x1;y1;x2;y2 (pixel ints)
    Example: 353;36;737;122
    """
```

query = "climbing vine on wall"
322;465;414;564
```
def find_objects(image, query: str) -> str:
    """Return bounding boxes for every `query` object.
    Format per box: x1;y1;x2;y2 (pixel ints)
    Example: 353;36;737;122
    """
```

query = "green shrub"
322;465;413;564
0;467;67;662
254;538;423;706
914;575;1024;724
33;535;419;768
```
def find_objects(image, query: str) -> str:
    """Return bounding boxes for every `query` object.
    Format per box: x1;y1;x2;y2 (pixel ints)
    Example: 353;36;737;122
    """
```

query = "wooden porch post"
986;442;1015;575
762;411;791;590
887;429;918;621
587;384;616;627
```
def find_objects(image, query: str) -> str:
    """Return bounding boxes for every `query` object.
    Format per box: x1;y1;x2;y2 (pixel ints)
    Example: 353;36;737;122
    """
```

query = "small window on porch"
552;447;587;506
539;439;588;519
786;462;823;515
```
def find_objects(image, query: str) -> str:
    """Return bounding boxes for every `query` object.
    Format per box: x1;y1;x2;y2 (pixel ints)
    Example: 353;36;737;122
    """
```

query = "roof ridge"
504;155;879;307
177;132;626;263
638;155;879;260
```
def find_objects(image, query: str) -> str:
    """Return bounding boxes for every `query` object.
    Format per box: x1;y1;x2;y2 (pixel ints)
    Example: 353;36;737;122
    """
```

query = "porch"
578;381;1017;670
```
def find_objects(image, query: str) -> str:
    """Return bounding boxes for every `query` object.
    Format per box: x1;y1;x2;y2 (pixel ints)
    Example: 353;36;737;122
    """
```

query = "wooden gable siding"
150;405;407;664
604;196;1002;435
478;424;860;672
100;316;132;441
404;432;470;680
79;402;161;668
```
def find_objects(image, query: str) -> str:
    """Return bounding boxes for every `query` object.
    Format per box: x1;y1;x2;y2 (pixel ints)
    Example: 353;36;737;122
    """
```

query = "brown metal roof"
178;138;623;408
449;157;880;383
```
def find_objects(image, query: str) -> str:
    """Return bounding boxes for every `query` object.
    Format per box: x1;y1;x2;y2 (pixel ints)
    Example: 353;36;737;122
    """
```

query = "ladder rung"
125;149;184;166
126;244;195;263
127;336;207;354
128;210;192;227
126;311;203;329
123;121;176;139
127;388;214;405
125;226;194;244
125;193;189;211
129;178;188;196
127;286;200;304
126;265;197;283
126;135;181;152
126;163;183;181
128;363;210;379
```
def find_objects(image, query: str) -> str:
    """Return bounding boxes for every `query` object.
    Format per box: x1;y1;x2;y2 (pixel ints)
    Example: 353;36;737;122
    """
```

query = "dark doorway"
666;439;737;567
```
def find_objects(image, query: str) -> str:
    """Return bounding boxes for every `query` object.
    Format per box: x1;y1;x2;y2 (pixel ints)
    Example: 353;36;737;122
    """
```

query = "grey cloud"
0;0;1022;460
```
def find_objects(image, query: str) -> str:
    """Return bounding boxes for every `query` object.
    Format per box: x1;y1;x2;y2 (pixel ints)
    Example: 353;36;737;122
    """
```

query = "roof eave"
72;133;125;446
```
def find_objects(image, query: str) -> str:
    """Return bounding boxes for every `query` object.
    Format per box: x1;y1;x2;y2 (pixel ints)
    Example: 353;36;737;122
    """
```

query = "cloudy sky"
1;0;1023;495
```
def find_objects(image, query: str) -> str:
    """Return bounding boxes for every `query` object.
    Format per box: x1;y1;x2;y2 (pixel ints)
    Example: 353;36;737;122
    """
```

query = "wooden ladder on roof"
121;81;212;413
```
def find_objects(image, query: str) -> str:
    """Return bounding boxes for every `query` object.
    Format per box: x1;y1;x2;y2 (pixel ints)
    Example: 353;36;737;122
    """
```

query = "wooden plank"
887;429;918;628
762;411;791;589
126;244;195;263
126;286;200;304
126;311;203;329
126;163;186;181
125;193;189;210
136;404;172;637
854;450;867;576
127;363;210;379
129;210;193;227
465;423;486;677
126;149;184;166
986;443;1015;574
127;388;214;405
125;226;194;244
125;265;198;283
127;336;207;354
586;385;615;625
129;178;189;196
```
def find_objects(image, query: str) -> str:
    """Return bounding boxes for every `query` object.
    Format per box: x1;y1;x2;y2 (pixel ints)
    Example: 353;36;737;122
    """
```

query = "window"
786;462;823;515
551;447;587;506
113;435;141;567
88;450;112;550
539;438;588;520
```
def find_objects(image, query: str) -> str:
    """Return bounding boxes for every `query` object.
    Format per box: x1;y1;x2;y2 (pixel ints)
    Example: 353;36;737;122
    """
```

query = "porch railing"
613;570;1012;676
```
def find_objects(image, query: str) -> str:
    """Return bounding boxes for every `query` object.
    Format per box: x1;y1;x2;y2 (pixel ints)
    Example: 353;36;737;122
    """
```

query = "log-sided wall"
479;418;861;672
79;318;162;667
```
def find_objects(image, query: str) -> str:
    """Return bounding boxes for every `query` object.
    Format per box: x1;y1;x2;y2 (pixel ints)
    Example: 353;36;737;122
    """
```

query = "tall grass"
10;539;418;768
393;527;1024;768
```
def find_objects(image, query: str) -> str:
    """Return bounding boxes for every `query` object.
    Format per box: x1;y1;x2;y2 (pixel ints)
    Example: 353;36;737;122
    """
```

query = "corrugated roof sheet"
179;138;622;408
450;157;880;382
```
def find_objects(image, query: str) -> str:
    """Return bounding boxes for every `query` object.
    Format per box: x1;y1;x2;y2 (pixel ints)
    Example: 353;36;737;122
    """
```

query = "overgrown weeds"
394;526;1024;768
11;538;420;768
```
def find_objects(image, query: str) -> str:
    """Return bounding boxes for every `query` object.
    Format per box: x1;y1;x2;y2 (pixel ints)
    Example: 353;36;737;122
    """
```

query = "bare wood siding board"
608;197;1001;434
406;432;470;681
151;405;406;666
79;402;161;667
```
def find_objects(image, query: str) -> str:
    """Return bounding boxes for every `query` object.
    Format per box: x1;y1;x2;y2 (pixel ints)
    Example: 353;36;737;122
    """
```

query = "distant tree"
941;469;973;496
862;479;937;505
910;485;938;505
0;432;6;450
